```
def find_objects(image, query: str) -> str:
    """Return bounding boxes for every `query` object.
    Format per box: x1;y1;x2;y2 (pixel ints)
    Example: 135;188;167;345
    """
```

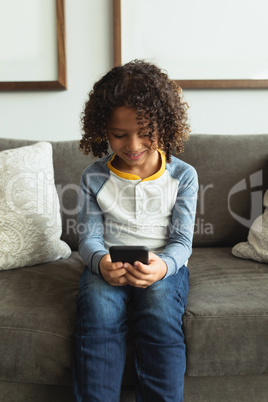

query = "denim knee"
76;266;130;336
132;265;189;341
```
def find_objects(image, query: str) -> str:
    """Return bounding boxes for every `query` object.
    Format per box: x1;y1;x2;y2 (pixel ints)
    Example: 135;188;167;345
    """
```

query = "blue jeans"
73;265;189;402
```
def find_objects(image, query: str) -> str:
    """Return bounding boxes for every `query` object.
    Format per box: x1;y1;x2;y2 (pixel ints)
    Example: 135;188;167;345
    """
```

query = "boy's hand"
123;252;167;288
99;254;129;286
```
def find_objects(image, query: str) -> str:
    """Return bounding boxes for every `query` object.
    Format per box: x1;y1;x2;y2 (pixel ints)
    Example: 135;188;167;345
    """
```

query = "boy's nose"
126;134;141;151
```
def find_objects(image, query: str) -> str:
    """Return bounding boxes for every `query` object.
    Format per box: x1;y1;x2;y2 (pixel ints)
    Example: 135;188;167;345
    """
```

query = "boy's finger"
105;261;123;270
133;261;150;273
124;265;148;281
109;267;127;278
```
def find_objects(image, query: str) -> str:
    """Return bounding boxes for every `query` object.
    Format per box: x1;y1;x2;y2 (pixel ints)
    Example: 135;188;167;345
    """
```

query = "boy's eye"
113;134;125;138
137;131;145;136
108;131;126;138
139;132;149;138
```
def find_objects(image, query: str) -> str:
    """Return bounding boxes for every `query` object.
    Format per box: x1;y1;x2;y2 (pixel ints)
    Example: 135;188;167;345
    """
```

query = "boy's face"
107;106;159;174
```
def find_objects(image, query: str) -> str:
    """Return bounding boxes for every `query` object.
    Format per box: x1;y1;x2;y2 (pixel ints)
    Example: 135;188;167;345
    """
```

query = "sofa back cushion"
1;135;267;250
179;134;268;246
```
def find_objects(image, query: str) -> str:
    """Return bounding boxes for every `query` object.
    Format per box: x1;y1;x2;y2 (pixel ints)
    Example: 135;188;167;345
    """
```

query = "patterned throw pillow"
0;142;71;270
232;189;268;263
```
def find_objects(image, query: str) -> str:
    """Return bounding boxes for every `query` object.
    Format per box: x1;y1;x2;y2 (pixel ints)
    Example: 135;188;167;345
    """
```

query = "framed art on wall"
113;0;268;89
0;0;66;90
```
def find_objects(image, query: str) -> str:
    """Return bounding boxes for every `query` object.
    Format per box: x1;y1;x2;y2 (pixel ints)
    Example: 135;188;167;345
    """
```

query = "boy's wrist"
160;261;168;280
99;253;109;276
92;251;108;276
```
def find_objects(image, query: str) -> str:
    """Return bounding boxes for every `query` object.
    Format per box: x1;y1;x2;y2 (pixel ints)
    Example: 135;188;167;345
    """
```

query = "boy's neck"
112;150;162;180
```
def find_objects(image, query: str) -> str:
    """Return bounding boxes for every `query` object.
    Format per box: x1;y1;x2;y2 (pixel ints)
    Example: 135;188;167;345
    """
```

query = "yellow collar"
107;150;166;181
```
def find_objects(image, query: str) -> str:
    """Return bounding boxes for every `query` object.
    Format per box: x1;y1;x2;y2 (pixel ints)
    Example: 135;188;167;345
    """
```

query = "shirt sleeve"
77;168;108;275
158;164;198;278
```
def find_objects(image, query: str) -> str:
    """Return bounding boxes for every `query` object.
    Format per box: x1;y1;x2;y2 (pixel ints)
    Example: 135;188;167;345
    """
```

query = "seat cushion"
0;252;84;385
184;247;268;377
1;248;267;388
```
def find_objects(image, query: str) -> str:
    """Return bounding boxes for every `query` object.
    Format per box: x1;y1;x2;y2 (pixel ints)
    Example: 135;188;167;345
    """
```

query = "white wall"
0;0;113;142
186;89;268;134
0;0;267;141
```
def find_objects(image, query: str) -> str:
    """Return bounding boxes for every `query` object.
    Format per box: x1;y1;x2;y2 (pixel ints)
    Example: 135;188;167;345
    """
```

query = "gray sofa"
0;135;268;402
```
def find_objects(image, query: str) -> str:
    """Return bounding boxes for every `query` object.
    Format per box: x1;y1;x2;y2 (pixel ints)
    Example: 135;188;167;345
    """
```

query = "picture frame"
113;0;268;89
0;0;66;90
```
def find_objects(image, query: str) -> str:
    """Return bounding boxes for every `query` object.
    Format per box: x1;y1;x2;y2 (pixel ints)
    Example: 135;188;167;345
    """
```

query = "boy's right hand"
99;254;129;286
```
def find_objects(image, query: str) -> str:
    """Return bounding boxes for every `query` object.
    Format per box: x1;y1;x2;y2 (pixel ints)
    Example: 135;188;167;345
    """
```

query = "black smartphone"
109;246;149;265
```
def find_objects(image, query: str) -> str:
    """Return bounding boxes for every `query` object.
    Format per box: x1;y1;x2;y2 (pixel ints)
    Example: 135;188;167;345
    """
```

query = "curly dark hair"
80;60;190;162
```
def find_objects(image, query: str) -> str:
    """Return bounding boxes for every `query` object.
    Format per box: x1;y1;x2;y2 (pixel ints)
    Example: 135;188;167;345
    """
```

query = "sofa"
0;135;268;402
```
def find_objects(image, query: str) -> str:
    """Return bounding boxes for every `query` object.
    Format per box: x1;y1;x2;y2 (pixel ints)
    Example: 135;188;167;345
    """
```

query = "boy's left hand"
123;252;167;288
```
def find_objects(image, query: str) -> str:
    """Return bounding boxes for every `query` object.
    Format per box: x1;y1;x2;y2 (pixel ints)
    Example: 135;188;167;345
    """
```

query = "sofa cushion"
184;247;268;376
0;142;71;270
0;138;95;251
232;189;268;263
0;252;84;385
1;248;267;388
179;134;268;247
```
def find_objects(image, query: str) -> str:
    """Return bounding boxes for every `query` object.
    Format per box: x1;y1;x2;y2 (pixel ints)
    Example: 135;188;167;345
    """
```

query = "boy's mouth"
124;151;146;160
